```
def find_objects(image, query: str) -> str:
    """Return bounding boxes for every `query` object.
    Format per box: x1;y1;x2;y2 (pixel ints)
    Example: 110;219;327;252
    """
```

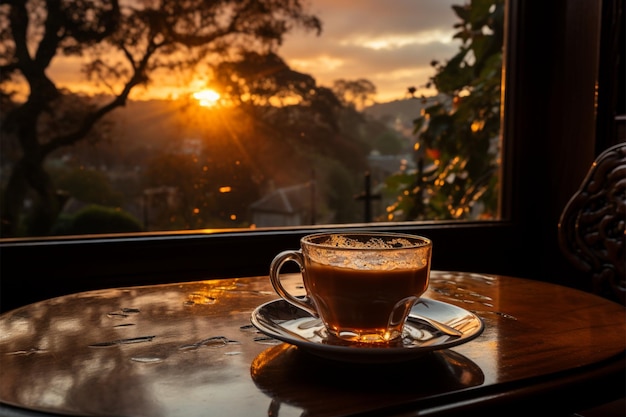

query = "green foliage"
141;140;261;230
386;0;504;221
317;157;361;223
52;205;143;235
371;131;406;155
50;166;123;206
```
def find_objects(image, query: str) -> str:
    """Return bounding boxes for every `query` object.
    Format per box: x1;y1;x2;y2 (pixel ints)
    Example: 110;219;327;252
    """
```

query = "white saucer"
251;298;484;363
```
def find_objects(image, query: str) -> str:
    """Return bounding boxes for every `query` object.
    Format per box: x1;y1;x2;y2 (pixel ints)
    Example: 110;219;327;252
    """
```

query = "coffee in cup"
269;232;432;344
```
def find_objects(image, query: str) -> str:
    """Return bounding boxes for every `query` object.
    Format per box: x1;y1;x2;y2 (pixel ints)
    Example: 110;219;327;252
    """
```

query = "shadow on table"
251;343;484;416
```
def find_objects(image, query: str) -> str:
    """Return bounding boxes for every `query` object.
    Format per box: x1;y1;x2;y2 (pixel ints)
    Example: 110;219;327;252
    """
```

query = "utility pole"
309;169;316;225
355;171;381;222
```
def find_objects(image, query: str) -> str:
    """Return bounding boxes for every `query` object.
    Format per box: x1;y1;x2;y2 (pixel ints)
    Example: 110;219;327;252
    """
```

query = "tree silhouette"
333;78;377;111
211;51;368;224
0;0;321;237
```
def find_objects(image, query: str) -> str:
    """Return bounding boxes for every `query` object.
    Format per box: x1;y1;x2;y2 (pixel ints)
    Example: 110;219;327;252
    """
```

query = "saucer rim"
250;298;484;362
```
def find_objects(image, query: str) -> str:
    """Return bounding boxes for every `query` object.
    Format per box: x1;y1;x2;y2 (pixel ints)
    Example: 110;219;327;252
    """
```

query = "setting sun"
193;89;221;107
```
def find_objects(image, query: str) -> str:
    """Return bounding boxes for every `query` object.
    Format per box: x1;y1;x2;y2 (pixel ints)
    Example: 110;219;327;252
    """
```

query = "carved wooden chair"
558;142;626;306
559;143;626;417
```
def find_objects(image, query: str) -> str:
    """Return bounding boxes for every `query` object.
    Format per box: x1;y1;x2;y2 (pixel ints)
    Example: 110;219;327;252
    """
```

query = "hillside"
363;94;448;138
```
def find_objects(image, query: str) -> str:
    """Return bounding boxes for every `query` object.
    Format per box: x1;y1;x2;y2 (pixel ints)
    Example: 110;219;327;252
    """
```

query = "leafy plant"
385;0;504;221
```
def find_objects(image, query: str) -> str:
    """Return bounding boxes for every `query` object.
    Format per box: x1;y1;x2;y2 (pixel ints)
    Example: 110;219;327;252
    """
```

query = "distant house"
180;137;202;155
367;150;414;182
249;182;315;227
143;186;180;230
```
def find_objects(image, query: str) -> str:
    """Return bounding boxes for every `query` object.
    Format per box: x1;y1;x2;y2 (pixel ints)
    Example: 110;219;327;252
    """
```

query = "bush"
52;205;143;235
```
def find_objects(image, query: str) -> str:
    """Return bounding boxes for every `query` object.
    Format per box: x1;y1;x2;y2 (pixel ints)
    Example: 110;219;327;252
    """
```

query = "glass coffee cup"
269;232;432;344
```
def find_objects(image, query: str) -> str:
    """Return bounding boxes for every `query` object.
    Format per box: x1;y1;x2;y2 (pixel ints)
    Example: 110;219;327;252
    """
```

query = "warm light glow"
219;186;232;193
193;89;221;107
471;120;485;132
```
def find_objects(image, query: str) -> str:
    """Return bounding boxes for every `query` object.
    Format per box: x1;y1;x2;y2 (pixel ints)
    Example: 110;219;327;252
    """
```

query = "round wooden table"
0;271;624;416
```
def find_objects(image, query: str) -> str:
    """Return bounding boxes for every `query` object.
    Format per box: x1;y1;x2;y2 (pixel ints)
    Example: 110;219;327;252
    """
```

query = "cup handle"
269;250;318;317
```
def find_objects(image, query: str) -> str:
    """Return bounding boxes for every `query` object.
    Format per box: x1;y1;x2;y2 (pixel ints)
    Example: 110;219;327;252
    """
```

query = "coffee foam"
307;235;429;270
324;234;415;250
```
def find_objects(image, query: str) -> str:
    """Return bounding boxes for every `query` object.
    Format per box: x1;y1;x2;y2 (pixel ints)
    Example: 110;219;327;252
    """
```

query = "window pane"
0;0;504;238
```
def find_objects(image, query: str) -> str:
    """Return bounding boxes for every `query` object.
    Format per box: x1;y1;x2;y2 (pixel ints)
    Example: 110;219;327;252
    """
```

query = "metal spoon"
407;314;463;337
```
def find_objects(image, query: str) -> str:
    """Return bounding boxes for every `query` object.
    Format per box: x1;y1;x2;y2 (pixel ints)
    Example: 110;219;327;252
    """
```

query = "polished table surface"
0;271;624;417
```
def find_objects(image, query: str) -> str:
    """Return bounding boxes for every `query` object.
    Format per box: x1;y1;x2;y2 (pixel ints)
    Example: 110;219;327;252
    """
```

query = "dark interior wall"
504;0;610;289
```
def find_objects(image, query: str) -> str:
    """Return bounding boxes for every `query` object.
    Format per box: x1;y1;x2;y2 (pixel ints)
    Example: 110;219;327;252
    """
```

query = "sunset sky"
47;0;461;105
280;0;460;102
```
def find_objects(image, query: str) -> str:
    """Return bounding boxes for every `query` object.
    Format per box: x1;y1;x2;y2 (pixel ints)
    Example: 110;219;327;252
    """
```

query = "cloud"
280;0;462;102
